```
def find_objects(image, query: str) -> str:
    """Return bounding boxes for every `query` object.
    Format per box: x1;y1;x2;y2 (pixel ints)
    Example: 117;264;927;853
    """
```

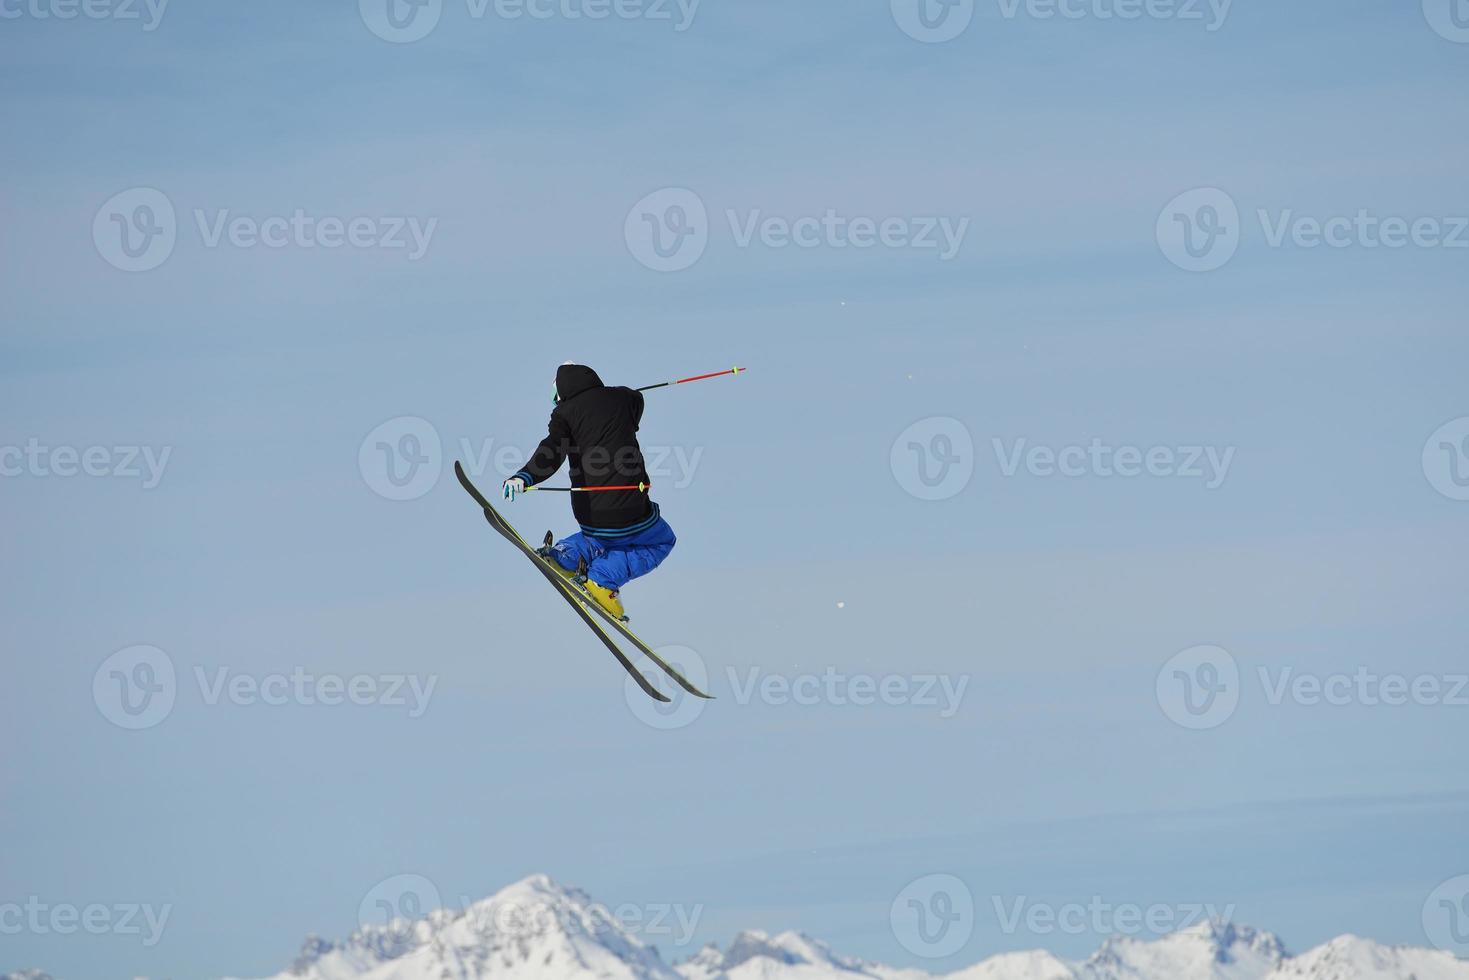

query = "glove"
502;476;527;502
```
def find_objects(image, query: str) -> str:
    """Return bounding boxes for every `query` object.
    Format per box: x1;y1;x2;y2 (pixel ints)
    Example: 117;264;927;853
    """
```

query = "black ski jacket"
512;364;658;538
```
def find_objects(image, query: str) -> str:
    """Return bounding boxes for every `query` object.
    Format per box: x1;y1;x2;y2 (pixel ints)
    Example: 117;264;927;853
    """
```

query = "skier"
501;363;675;620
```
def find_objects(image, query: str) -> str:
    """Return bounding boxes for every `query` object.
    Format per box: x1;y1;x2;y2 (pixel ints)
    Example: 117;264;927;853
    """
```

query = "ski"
455;462;713;701
479;505;669;703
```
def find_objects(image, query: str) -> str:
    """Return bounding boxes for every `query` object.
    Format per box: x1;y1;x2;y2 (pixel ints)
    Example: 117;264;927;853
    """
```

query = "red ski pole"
636;366;745;393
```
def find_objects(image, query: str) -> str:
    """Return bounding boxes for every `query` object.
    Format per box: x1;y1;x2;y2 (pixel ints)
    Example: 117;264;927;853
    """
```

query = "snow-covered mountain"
226;874;681;980
9;875;1466;980
680;930;928;980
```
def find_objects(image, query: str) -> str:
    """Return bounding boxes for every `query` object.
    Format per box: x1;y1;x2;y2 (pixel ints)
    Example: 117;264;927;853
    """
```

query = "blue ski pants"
547;515;677;591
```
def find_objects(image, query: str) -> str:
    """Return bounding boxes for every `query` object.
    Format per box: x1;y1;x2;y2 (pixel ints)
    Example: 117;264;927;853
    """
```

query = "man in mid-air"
501;363;675;620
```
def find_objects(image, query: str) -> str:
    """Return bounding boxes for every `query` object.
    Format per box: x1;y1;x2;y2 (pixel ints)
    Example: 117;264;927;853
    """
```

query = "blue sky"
2;1;1468;978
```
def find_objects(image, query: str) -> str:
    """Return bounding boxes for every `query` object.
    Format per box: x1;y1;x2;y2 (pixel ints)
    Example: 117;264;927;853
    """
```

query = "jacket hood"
555;364;603;402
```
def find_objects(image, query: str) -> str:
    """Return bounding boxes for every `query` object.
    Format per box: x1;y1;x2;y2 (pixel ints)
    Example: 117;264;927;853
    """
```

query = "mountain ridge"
7;875;1465;980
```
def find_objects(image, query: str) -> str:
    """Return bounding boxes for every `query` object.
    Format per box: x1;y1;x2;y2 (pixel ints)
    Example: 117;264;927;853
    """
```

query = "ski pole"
636;366;745;393
525;482;650;493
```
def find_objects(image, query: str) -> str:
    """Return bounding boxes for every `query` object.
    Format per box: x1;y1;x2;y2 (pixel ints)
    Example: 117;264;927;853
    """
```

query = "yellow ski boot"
582;579;626;621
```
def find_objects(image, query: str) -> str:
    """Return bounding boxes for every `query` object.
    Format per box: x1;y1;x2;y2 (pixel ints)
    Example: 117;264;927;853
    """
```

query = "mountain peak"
1271;933;1469;979
1083;918;1289;979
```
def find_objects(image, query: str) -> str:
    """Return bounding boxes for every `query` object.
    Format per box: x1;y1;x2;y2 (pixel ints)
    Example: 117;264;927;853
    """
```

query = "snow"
1263;935;1469;980
28;877;1467;980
